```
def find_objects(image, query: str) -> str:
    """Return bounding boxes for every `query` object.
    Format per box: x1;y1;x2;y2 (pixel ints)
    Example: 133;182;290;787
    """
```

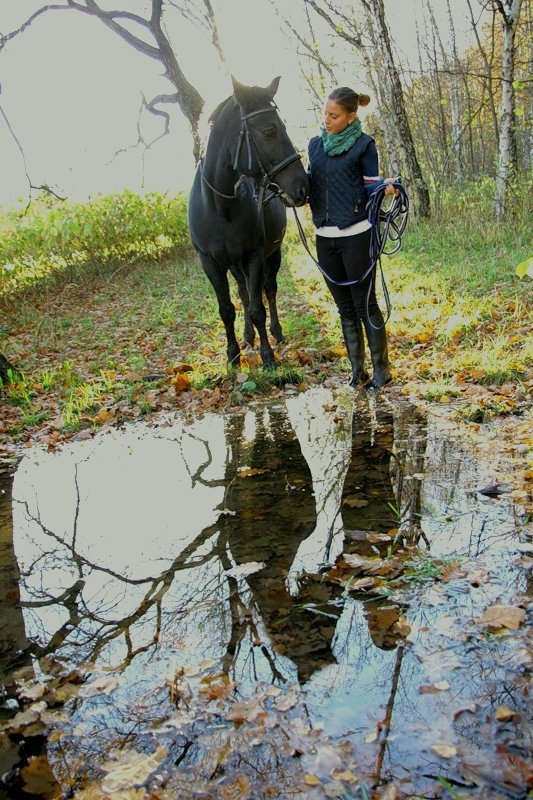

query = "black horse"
187;76;309;368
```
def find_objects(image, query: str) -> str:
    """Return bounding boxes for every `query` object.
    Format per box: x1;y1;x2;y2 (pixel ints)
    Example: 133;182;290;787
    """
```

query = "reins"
200;103;302;207
292;180;409;328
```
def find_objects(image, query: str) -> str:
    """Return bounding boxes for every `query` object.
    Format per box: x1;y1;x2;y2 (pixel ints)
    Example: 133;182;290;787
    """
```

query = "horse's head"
230;76;309;207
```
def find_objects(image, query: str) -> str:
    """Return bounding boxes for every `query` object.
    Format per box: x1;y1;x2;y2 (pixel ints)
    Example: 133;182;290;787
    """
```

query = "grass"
0;180;531;450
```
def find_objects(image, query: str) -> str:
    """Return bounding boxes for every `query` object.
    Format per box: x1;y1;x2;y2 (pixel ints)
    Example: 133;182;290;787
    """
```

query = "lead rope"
292;180;409;329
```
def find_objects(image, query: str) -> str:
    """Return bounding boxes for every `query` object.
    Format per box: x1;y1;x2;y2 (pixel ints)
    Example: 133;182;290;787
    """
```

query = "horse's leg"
231;268;255;348
246;256;277;368
264;248;283;343
199;254;241;367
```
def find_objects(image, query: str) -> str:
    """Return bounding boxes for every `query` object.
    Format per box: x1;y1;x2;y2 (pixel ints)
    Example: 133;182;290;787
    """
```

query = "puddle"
0;388;530;799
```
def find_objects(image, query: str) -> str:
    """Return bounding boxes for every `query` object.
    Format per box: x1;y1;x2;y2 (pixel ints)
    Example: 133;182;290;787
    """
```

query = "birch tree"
492;0;523;218
304;0;431;217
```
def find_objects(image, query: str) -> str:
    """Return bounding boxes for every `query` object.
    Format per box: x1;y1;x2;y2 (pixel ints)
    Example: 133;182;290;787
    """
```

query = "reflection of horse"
187;77;309;368
218;406;342;684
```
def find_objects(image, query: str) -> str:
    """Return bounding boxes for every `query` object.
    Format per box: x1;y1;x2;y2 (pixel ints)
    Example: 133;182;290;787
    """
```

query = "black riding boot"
341;317;369;387
363;314;392;388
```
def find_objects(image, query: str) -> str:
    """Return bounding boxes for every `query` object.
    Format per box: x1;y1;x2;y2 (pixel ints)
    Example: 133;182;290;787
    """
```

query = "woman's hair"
328;87;371;113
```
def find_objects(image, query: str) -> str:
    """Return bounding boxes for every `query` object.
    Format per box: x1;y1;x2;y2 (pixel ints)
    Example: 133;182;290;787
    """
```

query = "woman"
307;87;397;388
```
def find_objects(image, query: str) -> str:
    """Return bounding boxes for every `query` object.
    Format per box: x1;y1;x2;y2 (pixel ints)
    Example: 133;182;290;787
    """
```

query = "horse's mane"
208;96;233;125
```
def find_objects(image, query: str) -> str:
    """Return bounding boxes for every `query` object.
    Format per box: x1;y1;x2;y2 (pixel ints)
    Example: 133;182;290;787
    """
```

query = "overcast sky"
0;0;477;208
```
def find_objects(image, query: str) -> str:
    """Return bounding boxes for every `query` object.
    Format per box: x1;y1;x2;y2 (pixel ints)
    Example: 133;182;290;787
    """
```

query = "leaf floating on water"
430;743;457;759
224;561;266;578
218;774;252;799
273;686;300;712
331;769;359;783
101;746;167;793
343;496;369;508
418;681;450;693
80;674;120;697
304;773;321;786
495;706;515;722
20;755;61;798
477;603;525;630
237;467;268;478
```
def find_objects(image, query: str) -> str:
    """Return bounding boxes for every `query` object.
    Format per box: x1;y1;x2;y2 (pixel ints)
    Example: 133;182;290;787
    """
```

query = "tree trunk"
495;0;522;219
362;0;430;217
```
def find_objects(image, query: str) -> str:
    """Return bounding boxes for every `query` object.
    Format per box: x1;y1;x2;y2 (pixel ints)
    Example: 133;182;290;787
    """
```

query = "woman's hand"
384;177;400;196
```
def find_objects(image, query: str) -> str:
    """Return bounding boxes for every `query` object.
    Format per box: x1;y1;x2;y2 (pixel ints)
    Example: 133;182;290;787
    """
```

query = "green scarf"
321;119;362;155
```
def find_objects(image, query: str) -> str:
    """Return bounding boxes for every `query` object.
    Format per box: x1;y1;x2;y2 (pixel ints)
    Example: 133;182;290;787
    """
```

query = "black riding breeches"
315;228;380;320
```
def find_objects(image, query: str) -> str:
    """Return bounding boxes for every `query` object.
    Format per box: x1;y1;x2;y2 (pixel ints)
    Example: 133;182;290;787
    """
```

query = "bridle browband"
200;103;302;206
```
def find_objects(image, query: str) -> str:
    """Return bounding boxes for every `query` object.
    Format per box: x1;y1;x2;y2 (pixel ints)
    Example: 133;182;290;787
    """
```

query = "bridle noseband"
200;103;302;206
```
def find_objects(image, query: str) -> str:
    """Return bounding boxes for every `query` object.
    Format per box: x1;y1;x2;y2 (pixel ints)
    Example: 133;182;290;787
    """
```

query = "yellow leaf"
304;774;321;786
332;770;359;783
495;706;514;722
430;743;457;759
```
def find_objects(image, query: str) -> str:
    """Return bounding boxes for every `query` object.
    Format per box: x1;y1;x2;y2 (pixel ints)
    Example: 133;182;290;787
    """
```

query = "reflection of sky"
7;391;528;794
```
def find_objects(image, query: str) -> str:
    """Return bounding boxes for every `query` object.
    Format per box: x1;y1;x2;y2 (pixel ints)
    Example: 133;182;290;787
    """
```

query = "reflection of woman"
340;399;408;651
340;399;397;543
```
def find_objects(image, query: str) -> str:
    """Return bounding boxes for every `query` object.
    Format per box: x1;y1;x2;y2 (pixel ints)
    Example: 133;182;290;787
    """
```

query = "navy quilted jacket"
308;133;376;229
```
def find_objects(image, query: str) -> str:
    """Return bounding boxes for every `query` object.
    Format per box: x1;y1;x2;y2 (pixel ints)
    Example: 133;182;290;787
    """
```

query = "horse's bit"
200;103;303;207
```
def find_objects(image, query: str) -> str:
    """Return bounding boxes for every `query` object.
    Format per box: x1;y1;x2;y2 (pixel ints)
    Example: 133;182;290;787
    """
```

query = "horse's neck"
203;137;239;198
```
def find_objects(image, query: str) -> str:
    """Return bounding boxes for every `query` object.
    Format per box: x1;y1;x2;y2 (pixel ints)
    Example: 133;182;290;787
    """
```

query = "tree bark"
361;0;431;217
494;0;523;219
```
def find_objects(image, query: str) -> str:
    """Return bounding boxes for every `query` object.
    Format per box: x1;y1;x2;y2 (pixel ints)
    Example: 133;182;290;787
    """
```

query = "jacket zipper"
325;157;329;222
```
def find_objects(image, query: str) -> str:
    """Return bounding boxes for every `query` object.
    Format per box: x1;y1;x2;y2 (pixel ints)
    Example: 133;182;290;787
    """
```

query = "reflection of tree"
0;471;32;685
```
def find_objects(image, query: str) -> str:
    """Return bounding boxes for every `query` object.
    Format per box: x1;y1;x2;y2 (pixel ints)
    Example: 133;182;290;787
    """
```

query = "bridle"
200;103;303;207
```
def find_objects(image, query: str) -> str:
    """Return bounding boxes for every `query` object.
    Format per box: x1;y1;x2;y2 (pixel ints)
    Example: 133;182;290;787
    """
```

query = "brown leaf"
20;756;61;799
343;496;369;508
237;467;268;478
478;604;525;630
172;373;191;393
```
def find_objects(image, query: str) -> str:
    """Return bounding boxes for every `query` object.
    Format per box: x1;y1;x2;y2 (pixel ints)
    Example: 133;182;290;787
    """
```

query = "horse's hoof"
366;375;392;389
348;370;370;388
270;326;284;343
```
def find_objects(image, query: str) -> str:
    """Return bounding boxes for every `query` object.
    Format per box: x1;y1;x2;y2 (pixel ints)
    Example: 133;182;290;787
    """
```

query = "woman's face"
324;100;357;134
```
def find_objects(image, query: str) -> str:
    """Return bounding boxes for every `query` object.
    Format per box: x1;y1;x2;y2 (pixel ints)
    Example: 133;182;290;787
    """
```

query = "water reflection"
1;388;528;799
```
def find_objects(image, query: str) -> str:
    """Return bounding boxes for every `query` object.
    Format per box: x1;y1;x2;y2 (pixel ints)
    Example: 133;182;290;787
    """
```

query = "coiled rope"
292;179;409;327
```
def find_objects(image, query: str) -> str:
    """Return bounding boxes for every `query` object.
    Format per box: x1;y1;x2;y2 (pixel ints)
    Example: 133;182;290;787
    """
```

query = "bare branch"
0;3;70;52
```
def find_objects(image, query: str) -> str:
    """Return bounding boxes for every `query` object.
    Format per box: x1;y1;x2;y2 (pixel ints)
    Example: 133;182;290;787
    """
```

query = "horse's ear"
231;75;248;105
266;76;281;100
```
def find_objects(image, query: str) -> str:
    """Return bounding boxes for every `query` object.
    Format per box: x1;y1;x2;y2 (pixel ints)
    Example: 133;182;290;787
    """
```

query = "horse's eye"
262;127;277;140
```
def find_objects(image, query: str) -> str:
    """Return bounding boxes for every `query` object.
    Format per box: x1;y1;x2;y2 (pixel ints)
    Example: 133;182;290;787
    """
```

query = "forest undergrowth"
0;187;531;512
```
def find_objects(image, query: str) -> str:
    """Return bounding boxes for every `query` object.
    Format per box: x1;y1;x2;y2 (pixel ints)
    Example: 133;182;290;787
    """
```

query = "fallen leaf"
495;706;515;722
343;496;369;508
101;746;167;793
20;756;61;799
304;774;321;786
237;467;268;478
430;743;457;759
478;604;525;630
224;561;266;578
331;770;358;783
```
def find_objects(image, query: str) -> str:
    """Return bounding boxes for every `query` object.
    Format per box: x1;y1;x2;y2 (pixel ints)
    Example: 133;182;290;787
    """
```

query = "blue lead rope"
292;179;410;326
